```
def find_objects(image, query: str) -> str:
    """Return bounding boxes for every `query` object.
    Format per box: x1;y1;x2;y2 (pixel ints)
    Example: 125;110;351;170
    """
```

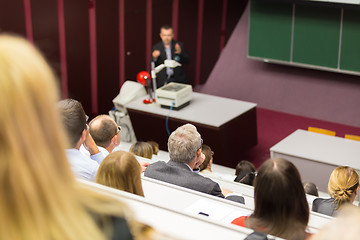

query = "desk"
270;129;360;192
126;92;257;168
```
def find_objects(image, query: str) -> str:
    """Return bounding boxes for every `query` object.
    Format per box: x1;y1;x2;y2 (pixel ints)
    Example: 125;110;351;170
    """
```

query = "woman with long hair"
96;151;145;197
0;34;142;239
231;158;310;240
312;166;359;217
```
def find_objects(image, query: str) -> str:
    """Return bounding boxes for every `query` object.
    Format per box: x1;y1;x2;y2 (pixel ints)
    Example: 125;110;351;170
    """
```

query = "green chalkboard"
340;8;360;72
249;0;293;61
292;4;341;69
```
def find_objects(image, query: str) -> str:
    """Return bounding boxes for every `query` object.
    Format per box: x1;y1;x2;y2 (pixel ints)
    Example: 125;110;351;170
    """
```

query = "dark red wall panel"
96;0;120;114
200;0;223;84
124;0;147;81
151;0;172;45
63;0;92;115
178;0;198;86
31;0;61;82
0;0;26;36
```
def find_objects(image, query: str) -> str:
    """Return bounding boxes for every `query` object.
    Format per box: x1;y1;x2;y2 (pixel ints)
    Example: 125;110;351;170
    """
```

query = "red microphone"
136;71;155;104
136;71;151;86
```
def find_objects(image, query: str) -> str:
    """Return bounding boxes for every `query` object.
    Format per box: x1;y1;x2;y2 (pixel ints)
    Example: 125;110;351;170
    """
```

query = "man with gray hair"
145;123;226;198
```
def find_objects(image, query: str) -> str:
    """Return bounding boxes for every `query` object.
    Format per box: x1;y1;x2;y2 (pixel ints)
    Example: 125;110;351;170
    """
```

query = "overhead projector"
155;82;192;110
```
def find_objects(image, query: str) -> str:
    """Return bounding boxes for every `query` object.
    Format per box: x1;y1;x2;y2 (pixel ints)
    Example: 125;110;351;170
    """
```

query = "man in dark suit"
145;124;244;203
152;25;190;88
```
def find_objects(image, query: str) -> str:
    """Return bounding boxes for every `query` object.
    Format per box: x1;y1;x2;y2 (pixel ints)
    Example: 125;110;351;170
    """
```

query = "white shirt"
66;148;103;181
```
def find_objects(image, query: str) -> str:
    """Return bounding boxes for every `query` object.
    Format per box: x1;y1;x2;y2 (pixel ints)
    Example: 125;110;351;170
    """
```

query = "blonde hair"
0;34;131;240
96;151;144;197
328;166;359;209
130;141;153;159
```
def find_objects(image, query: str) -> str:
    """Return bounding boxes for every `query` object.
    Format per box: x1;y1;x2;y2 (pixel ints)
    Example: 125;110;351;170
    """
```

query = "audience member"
145;124;229;199
312;166;359;217
198;144;222;179
130;141;153;159
303;181;319;197
0;34;137;239
231;158;310;240
57;99;104;181
147;141;159;155
310;205;360;240
234;160;256;186
96;151;144;197
89;114;121;157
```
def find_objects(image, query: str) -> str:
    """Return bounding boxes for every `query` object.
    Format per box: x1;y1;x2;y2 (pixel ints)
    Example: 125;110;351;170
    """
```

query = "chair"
308;127;336;136
344;134;360;142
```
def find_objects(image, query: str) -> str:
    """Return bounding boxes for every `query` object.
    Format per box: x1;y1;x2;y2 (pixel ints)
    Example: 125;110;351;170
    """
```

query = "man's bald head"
89;115;119;148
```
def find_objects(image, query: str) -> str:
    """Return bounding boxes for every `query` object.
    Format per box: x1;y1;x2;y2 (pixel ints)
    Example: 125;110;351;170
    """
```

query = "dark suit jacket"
152;40;190;88
312;197;338;217
144;160;225;198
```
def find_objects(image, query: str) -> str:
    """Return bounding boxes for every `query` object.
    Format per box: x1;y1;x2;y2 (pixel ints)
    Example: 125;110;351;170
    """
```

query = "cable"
166;102;175;136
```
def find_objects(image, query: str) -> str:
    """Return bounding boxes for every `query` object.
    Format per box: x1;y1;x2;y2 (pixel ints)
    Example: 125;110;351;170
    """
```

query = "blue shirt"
66;148;104;181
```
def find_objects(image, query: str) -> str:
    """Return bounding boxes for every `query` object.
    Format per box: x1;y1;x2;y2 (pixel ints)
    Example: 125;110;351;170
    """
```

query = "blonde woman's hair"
130;141;153;159
96;151;145;197
328;166;359;209
0;34;132;240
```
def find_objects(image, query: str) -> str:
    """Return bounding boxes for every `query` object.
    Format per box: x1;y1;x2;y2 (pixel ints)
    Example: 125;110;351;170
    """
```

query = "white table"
126;92;257;168
270;129;360;192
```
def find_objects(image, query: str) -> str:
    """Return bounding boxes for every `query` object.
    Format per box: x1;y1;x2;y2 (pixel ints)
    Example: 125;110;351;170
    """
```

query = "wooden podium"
126;92;257;168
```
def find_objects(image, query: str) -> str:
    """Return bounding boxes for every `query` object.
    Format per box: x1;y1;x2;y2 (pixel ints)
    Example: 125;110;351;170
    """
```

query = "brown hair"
247;158;309;240
96;151;144;197
130;142;153;159
147;141;159;155
89;115;118;148
200;144;212;171
328;166;359;209
57;99;87;148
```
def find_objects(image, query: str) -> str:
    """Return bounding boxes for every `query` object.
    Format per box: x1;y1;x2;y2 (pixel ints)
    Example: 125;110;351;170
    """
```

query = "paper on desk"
184;199;250;222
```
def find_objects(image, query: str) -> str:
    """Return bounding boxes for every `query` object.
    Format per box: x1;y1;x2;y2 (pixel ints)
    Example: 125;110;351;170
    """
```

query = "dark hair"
303;181;319;197
247;158;309;240
57;99;87;147
89;115;118;148
234;160;256;186
200;144;213;171
160;25;172;31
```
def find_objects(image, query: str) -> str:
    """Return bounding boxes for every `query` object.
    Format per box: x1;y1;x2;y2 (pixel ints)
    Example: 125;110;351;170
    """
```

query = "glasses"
85;115;89;122
113;126;121;137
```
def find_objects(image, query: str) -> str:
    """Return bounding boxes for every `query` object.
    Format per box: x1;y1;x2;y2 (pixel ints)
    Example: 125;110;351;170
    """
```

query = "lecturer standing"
152;25;190;88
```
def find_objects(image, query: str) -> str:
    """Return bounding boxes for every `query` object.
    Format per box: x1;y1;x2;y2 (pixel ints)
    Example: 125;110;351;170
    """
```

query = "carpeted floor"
240;108;360;169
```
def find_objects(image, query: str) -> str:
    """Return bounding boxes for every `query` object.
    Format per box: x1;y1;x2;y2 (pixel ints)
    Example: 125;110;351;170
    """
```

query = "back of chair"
308;127;336;136
344;134;360;142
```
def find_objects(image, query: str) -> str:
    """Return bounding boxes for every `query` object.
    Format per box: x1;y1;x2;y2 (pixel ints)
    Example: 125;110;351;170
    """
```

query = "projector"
155;82;192;110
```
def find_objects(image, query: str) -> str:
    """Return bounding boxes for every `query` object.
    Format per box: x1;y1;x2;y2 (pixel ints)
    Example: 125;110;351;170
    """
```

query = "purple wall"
196;3;360;128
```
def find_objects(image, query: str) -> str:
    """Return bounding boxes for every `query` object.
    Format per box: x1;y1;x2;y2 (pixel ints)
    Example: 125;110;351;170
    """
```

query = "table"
126;92;257;168
270;129;360;192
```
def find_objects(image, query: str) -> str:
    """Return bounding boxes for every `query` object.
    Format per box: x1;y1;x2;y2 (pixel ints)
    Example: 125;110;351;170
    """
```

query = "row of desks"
125;92;360;195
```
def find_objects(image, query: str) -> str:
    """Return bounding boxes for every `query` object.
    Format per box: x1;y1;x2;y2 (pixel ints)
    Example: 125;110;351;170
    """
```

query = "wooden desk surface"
270;129;360;169
126;92;257;127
